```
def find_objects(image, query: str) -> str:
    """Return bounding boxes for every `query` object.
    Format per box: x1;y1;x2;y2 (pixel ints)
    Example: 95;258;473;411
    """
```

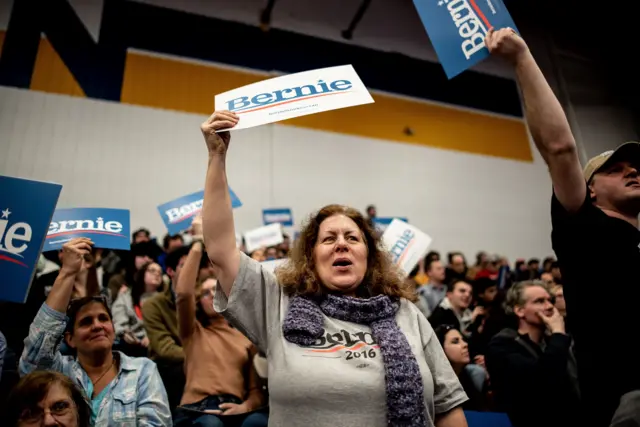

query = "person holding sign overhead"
486;28;640;426
199;111;468;427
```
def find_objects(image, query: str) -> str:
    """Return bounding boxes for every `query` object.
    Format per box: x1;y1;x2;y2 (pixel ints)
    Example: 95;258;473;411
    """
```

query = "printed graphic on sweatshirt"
302;327;380;361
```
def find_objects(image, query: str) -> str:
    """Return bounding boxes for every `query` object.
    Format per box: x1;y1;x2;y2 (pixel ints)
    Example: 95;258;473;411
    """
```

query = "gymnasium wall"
0;0;624;261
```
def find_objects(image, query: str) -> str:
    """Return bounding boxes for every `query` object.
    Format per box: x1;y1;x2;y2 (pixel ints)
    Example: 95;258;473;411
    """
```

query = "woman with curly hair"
197;111;468;427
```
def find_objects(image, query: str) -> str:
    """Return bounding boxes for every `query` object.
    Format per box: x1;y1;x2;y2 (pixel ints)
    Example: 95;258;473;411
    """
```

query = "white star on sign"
438;0;444;5
1;208;10;219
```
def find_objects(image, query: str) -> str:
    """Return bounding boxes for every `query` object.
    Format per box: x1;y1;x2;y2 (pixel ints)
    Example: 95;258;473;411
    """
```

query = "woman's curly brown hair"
276;204;416;301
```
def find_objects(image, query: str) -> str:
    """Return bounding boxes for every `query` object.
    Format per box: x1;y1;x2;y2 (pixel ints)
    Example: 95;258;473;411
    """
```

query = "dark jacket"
142;283;184;363
485;328;580;427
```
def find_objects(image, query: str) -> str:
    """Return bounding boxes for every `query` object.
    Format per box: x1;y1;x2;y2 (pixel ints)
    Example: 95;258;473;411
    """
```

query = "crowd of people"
0;28;639;427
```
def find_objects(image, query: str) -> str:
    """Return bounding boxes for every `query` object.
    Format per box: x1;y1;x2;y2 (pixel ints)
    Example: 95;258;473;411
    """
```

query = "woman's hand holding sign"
200;110;239;156
485;27;529;65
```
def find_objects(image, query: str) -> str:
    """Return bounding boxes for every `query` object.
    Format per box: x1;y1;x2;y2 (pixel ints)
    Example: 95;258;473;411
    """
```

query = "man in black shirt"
486;281;579;427
487;28;640;426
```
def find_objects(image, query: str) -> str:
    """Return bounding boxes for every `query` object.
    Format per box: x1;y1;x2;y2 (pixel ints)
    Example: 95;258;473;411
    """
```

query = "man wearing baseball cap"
487;28;640;426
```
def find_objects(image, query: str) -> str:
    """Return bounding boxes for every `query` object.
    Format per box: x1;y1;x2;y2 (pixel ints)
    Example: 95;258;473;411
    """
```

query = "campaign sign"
215;65;374;131
157;188;242;235
381;219;433;276
244;223;284;254
262;208;293;227
373;217;408;233
0;176;62;303
44;208;131;252
412;0;518;79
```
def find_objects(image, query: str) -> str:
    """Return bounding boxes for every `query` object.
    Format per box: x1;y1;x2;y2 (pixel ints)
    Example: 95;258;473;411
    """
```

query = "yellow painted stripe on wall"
121;52;265;114
30;38;86;97
122;52;532;161
0;30;532;162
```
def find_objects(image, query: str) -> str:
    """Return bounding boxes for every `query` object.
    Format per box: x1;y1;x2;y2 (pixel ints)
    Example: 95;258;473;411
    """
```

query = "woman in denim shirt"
19;238;172;426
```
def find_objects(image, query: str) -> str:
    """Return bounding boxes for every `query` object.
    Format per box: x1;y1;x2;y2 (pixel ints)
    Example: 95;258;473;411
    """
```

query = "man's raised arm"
487;28;585;213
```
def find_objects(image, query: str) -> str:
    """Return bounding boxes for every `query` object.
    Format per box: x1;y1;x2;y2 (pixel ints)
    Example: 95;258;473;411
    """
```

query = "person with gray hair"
484;280;579;427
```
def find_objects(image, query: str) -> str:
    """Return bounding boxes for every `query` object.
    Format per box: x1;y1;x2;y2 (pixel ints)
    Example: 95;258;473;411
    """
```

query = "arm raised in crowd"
45;238;93;313
175;216;205;341
201;110;241;296
486;29;586;213
20;238;93;376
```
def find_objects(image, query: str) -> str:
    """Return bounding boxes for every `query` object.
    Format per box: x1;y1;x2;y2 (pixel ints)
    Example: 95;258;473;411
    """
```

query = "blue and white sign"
157;189;242;235
262;208;294;227
44;208;131;252
373;217;408;233
381;219;433;276
413;0;518;79
0;175;62;303
215;65;374;131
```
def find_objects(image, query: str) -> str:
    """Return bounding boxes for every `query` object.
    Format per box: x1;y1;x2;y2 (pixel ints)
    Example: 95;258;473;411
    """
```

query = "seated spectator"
434;325;490;411
416;258;447;318
158;233;184;272
19;238;171;426
6;371;91;427
112;261;164;357
106;241;161;303
142;244;190;410
174;217;268;427
485;280;579;427
468;278;508;357
265;246;278;261
445;252;467;284
429;279;480;336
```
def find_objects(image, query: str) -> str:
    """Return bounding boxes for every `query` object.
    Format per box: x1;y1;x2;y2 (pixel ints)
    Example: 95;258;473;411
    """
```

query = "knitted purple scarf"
283;294;427;426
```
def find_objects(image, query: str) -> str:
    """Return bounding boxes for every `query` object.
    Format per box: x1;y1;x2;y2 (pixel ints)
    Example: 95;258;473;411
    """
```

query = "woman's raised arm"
201;110;241;296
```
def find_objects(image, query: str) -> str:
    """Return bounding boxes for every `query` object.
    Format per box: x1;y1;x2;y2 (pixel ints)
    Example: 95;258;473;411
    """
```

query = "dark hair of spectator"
132;262;164;308
5;371;91;427
65;296;112;334
162;233;183;251
165;245;190;272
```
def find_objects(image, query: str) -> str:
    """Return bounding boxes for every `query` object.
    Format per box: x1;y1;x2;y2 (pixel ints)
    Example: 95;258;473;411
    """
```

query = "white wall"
10;0;635;261
0;86;554;261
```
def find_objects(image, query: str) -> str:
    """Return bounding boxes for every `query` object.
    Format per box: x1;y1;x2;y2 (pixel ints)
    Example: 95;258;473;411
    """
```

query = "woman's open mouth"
332;258;353;271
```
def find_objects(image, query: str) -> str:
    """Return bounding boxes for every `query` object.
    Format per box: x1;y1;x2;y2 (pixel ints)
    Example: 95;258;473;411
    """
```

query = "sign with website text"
373;217;409;233
0;176;62;303
44;208;131;252
262;208;294;227
413;0;518;79
157;189;242;235
215;65;374;131
244;223;284;254
381;219;433;276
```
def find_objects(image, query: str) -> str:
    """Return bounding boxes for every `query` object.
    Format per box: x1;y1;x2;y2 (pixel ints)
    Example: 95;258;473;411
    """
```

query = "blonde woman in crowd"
198;111;468;427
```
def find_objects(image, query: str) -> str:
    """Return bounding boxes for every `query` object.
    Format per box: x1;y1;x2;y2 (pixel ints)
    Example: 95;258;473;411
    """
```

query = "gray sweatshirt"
214;253;467;427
